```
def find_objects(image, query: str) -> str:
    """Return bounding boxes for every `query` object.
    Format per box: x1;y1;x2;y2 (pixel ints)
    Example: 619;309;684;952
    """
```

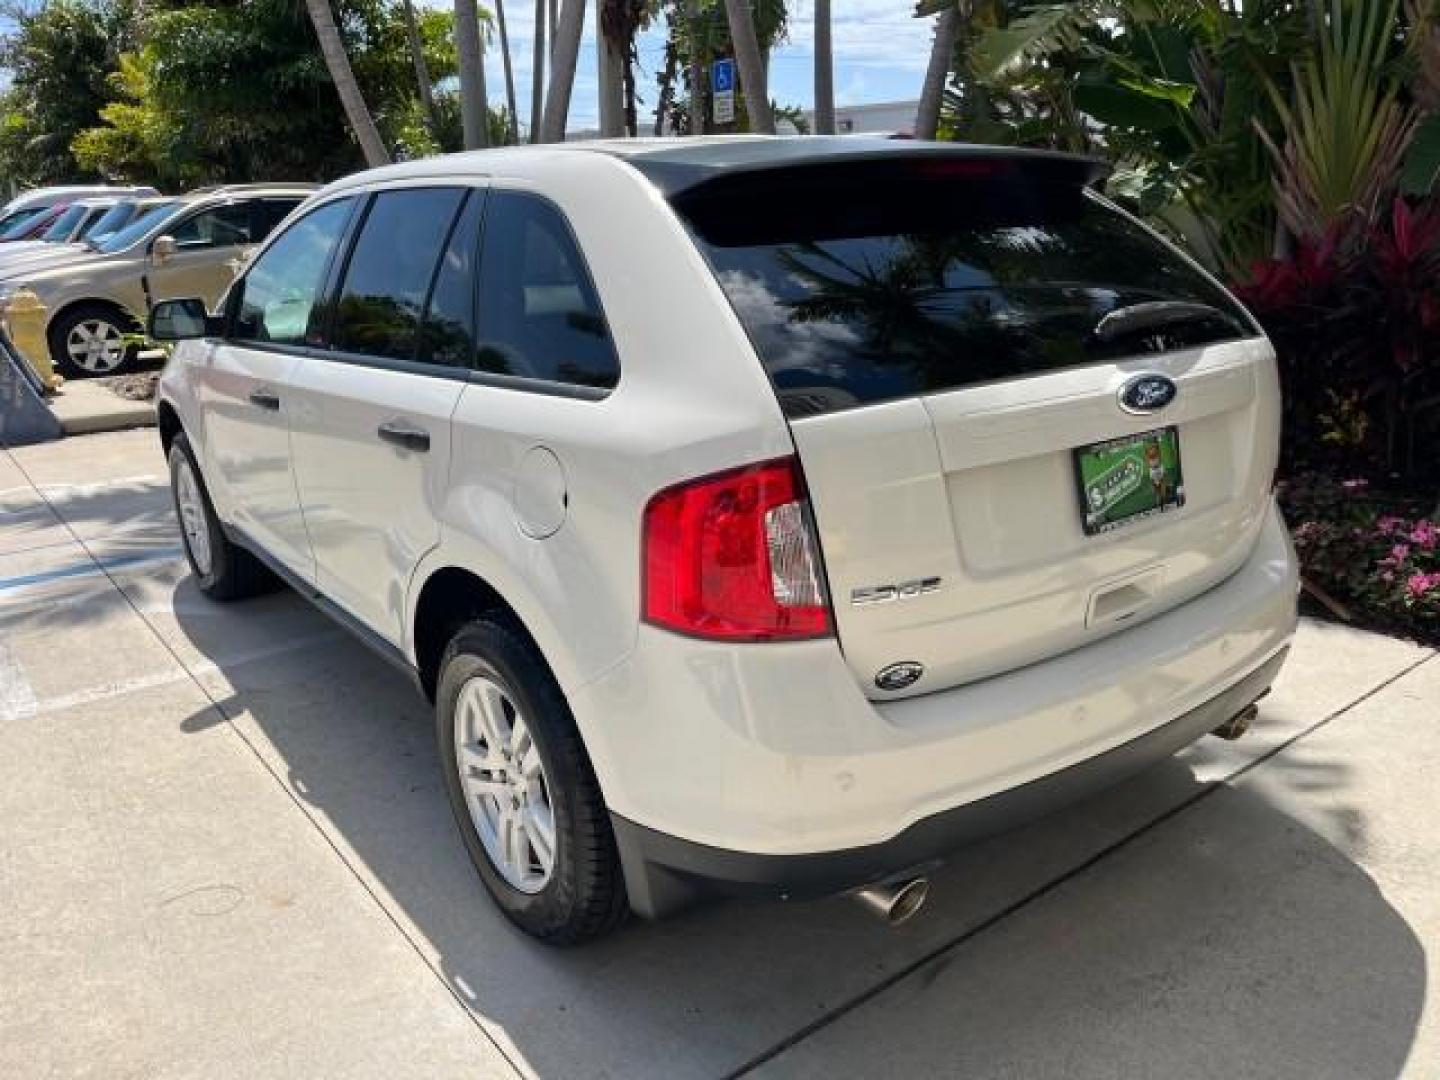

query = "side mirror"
151;234;177;264
149;297;212;341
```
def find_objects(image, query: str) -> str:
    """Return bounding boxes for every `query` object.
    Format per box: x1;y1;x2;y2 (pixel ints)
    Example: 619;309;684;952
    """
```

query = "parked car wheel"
436;617;628;944
168;433;275;600
49;303;137;376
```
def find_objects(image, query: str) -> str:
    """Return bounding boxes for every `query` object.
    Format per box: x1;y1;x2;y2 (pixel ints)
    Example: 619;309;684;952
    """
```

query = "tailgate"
791;339;1277;697
665;148;1275;699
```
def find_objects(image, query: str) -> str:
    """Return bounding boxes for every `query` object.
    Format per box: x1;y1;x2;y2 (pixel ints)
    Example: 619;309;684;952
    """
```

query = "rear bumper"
611;645;1286;917
573;501;1298;917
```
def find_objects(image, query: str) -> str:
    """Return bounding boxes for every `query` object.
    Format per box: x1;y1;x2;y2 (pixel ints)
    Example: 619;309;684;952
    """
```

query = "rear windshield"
671;163;1257;417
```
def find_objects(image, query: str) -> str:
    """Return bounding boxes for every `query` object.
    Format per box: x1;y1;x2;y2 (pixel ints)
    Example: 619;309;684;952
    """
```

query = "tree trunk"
305;0;390;166
541;0;587;142
530;0;546;141
813;0;834;135
915;5;958;141
686;0;705;134
494;0;520;143
400;0;438;139
597;3;626;136
455;0;490;149
723;0;774;134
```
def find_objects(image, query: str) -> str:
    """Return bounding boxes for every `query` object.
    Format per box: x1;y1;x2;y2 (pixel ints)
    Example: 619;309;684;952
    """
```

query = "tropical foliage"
1;0;471;186
938;1;1440;274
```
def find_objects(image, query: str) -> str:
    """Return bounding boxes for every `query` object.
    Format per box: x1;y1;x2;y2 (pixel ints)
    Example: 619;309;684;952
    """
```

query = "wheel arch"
156;398;183;457
410;565;557;704
46;295;144;339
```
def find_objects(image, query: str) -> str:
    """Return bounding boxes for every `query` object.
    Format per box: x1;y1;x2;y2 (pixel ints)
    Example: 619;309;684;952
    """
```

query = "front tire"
168;433;274;600
436;617;628;944
49;303;137;377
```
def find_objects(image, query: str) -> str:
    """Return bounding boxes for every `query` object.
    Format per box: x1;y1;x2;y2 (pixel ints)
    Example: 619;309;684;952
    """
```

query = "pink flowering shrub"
1281;474;1440;640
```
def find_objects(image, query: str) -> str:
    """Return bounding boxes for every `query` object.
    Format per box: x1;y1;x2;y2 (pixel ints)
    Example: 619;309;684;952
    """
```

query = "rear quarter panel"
407;155;796;695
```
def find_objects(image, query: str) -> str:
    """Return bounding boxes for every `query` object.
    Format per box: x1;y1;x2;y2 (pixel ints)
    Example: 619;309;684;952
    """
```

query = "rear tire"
436;617;628;945
168;433;275;600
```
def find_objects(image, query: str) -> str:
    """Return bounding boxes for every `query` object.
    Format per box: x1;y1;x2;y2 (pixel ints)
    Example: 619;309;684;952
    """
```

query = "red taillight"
642;457;833;641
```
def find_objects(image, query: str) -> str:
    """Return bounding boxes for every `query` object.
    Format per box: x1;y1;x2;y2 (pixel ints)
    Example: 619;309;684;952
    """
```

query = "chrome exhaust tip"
854;877;930;926
1212;703;1258;741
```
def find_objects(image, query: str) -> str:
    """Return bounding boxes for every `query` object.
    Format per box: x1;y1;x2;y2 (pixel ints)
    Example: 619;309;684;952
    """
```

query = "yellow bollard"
0;288;61;392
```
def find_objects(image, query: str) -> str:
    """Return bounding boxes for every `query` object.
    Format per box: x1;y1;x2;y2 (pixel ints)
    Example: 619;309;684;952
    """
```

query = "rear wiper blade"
1091;301;1245;344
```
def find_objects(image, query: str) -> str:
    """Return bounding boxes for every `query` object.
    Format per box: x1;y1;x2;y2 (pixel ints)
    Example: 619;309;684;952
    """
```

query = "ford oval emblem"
875;662;924;692
1118;373;1178;415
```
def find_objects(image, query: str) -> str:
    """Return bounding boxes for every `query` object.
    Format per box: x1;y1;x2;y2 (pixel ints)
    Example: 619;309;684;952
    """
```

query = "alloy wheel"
174;457;213;577
453;673;557;893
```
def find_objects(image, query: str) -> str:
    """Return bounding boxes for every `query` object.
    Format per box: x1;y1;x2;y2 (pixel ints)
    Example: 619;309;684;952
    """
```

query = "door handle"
248;389;280;411
377;421;430;453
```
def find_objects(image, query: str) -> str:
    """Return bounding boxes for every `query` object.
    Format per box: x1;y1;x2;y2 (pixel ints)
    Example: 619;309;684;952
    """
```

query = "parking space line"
724;649;1440;1079
0;547;183;595
0;628;346;721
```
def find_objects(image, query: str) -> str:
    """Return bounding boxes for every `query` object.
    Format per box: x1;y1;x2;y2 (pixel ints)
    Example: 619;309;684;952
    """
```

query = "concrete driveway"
2;429;1438;1079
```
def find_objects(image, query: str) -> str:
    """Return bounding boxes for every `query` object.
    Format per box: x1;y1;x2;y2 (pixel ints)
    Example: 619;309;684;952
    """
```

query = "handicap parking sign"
712;58;735;94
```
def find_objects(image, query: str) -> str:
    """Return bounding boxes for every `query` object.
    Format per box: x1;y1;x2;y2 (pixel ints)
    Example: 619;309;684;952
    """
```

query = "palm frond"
972;2;1109;82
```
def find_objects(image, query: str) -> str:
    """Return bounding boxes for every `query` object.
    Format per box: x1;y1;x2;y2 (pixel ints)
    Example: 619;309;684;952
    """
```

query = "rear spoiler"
626;138;1111;199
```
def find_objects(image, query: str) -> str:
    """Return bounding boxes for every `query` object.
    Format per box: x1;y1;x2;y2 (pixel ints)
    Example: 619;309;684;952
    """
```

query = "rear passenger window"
476;191;618;390
332;187;467;362
417;192;483;368
231;197;354;347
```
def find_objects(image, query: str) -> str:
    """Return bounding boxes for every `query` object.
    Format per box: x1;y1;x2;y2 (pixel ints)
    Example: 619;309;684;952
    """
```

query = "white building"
801;99;918;137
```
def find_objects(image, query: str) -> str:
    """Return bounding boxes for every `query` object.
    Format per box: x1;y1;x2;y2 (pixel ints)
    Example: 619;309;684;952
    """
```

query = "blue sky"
438;0;936;132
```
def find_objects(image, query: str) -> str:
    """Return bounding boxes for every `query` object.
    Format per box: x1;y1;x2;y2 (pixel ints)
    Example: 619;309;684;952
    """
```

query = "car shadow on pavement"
171;586;1425;1080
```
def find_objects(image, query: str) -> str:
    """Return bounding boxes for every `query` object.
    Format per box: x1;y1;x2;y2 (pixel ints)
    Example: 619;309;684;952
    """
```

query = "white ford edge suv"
153;137;1298;944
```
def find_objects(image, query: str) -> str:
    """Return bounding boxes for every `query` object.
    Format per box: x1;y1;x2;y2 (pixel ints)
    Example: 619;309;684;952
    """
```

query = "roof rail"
183;182;321;195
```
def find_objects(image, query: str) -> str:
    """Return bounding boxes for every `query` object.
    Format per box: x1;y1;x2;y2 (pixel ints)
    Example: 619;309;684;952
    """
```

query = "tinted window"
1;207;49;240
475;191;619;389
170;203;253;248
331;187;466;362
253;198;302;239
41;204;88;241
84;201;136;242
76;206;115;239
93;201;179;253
0;209;40;234
673;164;1256;417
418;192;483;367
231;198;354;346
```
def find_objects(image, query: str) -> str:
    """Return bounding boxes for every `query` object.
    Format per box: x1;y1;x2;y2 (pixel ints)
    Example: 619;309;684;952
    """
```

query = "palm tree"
687;0;705;134
304;0;390;166
455;0;490;148
400;0;439;139
813;0;834;135
541;0;587;142
494;0;520;143
598;2;627;136
723;0;774;133
530;0;547;141
915;3;960;140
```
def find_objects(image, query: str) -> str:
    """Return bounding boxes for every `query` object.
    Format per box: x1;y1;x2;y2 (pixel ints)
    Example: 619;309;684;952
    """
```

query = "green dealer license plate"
1074;426;1185;536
